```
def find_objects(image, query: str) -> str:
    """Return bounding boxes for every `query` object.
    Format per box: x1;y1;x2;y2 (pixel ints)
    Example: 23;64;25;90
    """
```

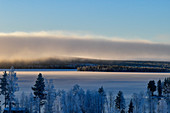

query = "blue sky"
0;0;170;43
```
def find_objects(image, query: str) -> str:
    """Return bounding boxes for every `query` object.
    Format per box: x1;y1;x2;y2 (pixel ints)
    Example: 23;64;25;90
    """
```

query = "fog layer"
0;31;169;61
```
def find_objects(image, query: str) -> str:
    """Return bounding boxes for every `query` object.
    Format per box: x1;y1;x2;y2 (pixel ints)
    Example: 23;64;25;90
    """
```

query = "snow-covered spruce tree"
69;84;85;113
163;77;170;113
128;99;134;113
59;85;86;113
74;85;86;113
0;71;9;108
60;90;68;113
20;92;26;108
163;77;170;96
15;98;19;109
28;93;34;113
147;80;156;96
24;95;29;111
19;92;30;110
85;90;104;113
132;92;146;113
94;90;101;113
157;98;167;113
106;91;114;113
32;73;46;113
7;66;19;112
132;93;140;113
139;92;146;113
98;86;107;113
147;90;152;113
120;109;125;113
44;79;56;113
85;90;105;113
84;90;93;113
52;91;61;113
147;89;158;113
157;79;162;97
114;91;125;112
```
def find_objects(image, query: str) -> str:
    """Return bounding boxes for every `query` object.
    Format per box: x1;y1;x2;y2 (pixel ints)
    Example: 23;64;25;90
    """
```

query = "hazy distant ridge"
0;57;170;71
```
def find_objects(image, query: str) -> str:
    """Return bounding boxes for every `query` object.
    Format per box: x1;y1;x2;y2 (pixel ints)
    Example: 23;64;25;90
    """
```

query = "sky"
0;1;170;61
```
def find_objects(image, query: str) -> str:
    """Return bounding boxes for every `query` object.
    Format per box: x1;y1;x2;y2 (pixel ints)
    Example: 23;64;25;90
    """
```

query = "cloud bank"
0;31;170;61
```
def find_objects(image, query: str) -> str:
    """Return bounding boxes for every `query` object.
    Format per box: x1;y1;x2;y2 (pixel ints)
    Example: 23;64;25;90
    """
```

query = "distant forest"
0;57;170;72
77;65;170;72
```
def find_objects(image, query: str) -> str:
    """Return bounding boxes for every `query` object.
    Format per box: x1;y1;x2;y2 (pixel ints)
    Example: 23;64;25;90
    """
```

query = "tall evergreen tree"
163;77;170;96
147;80;156;96
98;86;104;94
32;73;46;113
162;77;170;113
107;91;114;113
0;71;9;107
115;91;125;112
8;66;19;113
98;86;106;113
28;93;34;113
157;79;162;96
120;109;125;113
44;79;56;113
128;99;134;113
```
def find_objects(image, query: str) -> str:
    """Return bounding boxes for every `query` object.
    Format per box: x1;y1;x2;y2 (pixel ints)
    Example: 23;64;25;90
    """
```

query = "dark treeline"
77;65;170;72
0;57;170;70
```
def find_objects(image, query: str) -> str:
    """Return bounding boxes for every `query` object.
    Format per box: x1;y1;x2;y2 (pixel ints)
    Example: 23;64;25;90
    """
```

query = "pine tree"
147;80;156;96
32;73;46;113
128;99;134;113
0;71;9;107
115;91;125;112
157;79;162;96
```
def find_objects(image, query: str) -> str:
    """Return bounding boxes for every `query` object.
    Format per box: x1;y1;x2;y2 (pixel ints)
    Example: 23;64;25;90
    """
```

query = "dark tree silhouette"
121;109;125;113
115;91;125;111
128;99;134;113
98;86;104;94
163;77;170;96
157;79;162;96
98;86;106;113
147;80;156;96
32;73;46;113
0;71;9;107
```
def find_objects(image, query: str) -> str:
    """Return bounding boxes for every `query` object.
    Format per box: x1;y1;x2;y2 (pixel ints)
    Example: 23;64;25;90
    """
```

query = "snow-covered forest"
0;67;170;113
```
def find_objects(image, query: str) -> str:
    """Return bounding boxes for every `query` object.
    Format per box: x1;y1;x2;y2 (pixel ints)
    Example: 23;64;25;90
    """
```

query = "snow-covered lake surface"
1;70;170;98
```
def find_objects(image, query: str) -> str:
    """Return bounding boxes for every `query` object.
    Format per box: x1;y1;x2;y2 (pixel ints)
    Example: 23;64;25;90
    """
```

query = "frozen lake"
1;70;170;98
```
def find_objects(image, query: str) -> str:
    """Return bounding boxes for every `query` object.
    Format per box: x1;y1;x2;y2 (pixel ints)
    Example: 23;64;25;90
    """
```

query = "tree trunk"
4;91;6;108
4;97;6;108
39;98;41;113
9;101;12;113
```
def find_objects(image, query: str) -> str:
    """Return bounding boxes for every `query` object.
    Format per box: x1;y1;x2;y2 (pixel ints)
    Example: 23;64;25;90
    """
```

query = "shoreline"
0;69;170;73
0;69;77;72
